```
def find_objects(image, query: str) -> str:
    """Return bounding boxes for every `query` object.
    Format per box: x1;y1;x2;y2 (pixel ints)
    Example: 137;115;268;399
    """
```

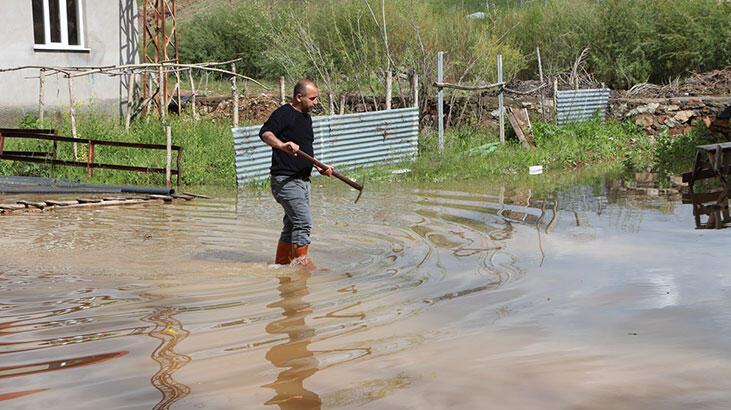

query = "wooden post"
159;64;166;119
68;76;79;159
437;51;444;154
188;69;198;120
165;126;172;188
38;69;45;127
497;54;505;144
146;72;154;120
87;143;95;177
329;92;335;115
536;47;546;120
385;69;393;110
412;72;419;108
176;147;183;186
554;78;559;124
175;69;182;116
280;76;286;105
231;63;239;128
125;71;136;131
339;94;346;115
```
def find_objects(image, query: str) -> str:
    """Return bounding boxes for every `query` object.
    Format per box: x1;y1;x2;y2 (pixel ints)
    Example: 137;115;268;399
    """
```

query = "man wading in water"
259;79;333;267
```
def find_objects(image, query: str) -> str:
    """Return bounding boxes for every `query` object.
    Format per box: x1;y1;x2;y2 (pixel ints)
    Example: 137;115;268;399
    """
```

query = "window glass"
49;0;61;43
66;0;79;45
32;0;45;44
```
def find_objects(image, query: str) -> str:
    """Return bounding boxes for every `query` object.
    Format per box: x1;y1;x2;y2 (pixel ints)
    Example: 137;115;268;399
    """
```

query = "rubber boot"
275;240;294;265
292;244;315;269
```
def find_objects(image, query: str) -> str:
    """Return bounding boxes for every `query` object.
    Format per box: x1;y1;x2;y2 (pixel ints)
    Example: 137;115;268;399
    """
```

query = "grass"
1;111;710;192
344;117;646;185
2;112;237;187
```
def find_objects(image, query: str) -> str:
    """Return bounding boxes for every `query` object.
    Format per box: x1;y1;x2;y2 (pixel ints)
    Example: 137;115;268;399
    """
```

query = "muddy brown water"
1;178;730;409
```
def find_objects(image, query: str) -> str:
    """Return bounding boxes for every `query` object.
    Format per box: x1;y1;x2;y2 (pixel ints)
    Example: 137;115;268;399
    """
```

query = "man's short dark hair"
293;79;317;97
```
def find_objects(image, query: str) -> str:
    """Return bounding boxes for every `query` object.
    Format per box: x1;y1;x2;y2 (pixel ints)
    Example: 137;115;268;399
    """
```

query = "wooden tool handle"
294;150;363;191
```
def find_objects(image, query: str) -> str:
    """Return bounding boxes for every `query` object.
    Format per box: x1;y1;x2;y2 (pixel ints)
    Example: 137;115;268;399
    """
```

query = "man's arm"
260;130;299;154
260;131;333;177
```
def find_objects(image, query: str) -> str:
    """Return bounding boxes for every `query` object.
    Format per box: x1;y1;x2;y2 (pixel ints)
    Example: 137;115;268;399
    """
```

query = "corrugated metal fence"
556;88;610;125
232;107;419;185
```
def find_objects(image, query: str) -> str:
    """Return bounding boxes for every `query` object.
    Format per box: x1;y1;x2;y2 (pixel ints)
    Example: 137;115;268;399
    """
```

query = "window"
32;0;86;51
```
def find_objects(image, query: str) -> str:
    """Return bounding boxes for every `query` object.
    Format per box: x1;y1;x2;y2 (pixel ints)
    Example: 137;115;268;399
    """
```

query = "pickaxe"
295;150;364;203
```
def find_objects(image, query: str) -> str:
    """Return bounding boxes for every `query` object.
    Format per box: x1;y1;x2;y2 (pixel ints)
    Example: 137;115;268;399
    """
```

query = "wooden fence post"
537;47;546;120
38;69;45;127
385;69;393;110
188;68;199;120
159;64;166;120
125;71;136;131
497;54;505;144
231;63;239;128
437;51;444;154
280;76;286;105
68;75;79;159
166;126;172;188
412;72;419;108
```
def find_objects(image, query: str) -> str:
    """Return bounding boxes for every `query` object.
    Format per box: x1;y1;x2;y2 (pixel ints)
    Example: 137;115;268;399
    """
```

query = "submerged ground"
1;174;730;409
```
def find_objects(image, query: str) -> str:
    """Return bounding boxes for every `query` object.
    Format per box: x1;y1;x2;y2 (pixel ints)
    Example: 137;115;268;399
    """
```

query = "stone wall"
608;96;731;137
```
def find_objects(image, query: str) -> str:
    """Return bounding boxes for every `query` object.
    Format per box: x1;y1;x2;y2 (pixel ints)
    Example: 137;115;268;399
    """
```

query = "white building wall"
0;0;138;126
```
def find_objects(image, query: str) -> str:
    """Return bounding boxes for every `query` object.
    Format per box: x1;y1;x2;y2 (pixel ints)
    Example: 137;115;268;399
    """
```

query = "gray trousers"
271;175;312;246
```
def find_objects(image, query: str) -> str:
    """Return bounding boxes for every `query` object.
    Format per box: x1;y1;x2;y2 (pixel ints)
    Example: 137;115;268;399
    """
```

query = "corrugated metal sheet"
232;107;419;185
556;88;610;125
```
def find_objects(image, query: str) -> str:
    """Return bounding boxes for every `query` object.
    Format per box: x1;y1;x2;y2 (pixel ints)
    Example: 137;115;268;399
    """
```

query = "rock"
674;110;694;123
521;102;533;108
646;188;660;196
664;118;680;128
635;114;654;128
0;204;26;210
490;109;501;118
636;103;660;114
665;104;680;111
635;172;657;184
687;99;705;109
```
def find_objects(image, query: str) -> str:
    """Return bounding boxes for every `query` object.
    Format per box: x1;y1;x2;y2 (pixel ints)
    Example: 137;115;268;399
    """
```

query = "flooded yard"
1;176;730;409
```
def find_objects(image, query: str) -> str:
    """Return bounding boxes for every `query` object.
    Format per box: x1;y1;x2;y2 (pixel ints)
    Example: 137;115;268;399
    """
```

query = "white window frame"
33;0;89;52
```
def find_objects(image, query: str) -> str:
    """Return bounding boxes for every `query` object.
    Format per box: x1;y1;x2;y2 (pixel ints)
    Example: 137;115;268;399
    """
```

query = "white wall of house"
0;0;138;126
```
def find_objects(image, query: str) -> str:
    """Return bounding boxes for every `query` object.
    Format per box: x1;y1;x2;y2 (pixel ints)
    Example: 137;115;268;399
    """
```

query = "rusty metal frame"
0;129;183;186
141;0;179;117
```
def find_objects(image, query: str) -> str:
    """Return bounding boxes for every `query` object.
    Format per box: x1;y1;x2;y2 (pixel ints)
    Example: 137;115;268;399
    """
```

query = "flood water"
1;176;730;409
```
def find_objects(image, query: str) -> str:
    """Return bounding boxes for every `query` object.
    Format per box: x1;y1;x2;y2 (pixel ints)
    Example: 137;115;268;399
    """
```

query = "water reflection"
144;307;191;410
263;270;322;409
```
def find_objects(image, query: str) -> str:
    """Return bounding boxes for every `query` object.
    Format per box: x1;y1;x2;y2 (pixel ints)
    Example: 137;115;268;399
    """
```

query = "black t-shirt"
259;104;314;178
